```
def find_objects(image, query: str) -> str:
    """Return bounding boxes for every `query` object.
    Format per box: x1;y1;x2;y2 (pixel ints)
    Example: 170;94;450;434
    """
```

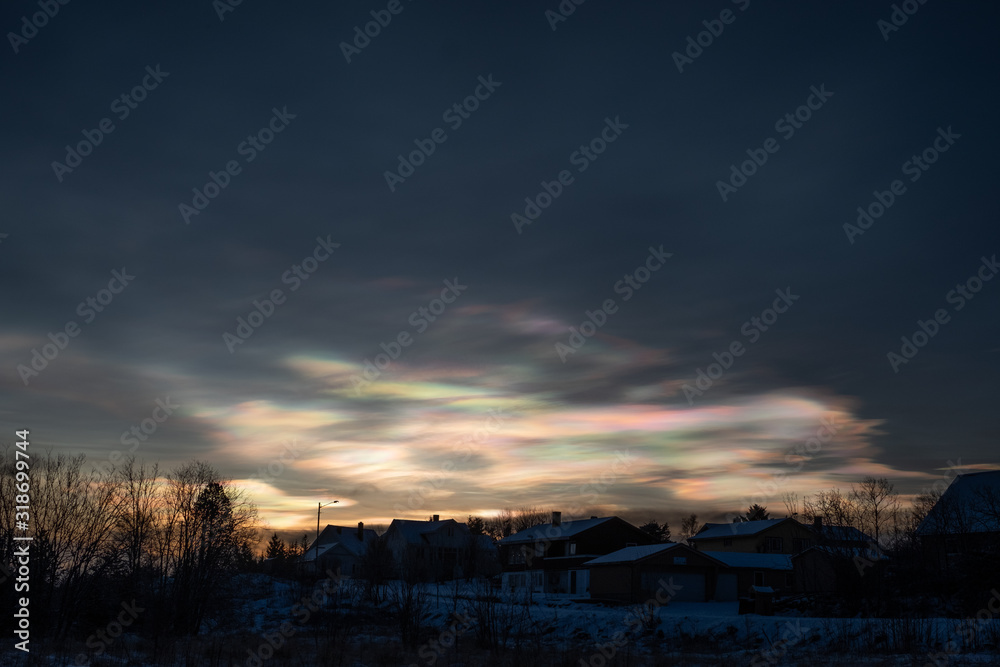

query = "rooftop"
689;519;788;540
499;516;613;545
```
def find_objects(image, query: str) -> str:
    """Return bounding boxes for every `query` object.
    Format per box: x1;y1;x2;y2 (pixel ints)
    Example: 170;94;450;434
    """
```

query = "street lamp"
313;500;339;571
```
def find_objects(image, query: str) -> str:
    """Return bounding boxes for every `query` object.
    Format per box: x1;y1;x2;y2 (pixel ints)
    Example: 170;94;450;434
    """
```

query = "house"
498;512;654;597
688;518;817;554
383;515;475;581
586;543;723;602
791;545;886;595
301;522;377;577
585;542;794;603
917;470;1000;569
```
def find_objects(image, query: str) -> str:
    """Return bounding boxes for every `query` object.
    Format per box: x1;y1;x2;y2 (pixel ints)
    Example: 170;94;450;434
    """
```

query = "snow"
585;542;677;565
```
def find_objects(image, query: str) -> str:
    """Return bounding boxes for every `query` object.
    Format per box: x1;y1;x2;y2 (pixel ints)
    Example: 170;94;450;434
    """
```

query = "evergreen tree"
265;532;287;560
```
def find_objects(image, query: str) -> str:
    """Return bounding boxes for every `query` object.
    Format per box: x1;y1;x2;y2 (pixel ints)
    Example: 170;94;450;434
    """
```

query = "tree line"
0;450;258;641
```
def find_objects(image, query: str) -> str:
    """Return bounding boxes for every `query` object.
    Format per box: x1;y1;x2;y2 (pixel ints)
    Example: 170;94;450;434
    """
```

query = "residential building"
585;542;794;602
688;518;816;554
498;512;653;597
383;516;475;582
301;522;377;577
917;470;1000;569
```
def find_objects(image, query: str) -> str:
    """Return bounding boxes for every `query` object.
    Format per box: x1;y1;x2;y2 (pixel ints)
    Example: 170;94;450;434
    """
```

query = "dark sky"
2;0;998;530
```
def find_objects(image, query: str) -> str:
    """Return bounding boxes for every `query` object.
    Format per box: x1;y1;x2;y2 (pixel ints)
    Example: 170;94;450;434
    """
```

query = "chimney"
336;526;342;534
590;515;598;520
552;511;561;527
813;516;823;530
432;514;439;522
733;517;740;523
357;522;364;540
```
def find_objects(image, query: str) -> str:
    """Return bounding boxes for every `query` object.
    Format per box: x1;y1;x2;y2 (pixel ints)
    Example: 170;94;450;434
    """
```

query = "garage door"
714;573;738;601
642;571;705;602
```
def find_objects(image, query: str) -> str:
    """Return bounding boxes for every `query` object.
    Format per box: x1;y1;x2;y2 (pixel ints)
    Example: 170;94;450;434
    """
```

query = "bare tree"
484;508;513;541
511;506;548;533
156;461;258;634
0;450;125;638
781;491;800;518
112;457;159;582
803;488;860;532
851;476;899;548
677;514;702;542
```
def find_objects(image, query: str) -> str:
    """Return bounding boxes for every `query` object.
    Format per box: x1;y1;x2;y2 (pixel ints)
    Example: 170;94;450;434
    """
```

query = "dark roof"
499;516;613;545
917;470;1000;536
388;518;469;545
689;518;788;540
701;551;792;570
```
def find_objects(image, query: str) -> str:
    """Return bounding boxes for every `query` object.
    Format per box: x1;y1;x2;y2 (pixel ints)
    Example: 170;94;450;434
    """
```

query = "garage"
643;571;706;602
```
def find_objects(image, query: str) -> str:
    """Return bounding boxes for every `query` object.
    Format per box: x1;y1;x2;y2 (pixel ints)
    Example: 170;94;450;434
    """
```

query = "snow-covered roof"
689;519;788;541
299;542;337;563
583;545;793;570
700;551;793;571
917;470;1000;536
499;517;614;545
304;524;377;559
584;543;678;565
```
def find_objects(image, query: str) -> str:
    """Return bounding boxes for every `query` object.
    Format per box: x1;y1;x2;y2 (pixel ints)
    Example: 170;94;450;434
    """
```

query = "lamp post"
314;500;339;572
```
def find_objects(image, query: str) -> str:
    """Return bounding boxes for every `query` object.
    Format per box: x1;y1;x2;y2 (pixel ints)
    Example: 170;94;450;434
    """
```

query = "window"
754;571;765;586
765;537;783;553
568;542;577;555
723;538;733;546
793;538;811;553
535;542;545;557
673;557;687;565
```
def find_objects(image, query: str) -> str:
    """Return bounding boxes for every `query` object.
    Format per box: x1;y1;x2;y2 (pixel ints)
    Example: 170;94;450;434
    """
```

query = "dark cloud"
2;1;998;528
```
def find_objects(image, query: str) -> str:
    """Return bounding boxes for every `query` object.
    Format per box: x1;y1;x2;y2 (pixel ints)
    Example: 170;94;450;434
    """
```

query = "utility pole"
314;500;339;572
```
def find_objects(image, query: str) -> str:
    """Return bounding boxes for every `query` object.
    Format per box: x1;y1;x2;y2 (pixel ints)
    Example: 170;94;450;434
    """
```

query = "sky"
2;1;998;534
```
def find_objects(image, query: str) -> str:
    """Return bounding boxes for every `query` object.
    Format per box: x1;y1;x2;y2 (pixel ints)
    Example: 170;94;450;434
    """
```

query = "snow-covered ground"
6;575;998;666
